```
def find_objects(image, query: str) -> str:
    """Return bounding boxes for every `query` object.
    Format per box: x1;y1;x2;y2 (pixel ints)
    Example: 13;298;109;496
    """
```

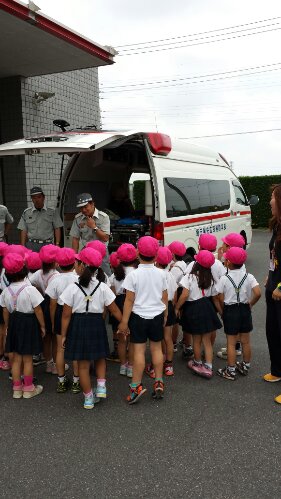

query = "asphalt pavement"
1;230;281;499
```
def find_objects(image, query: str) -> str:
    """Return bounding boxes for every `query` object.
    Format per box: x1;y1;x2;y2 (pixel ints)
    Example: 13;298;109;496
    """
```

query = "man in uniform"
70;193;111;276
0;204;14;242
18;186;63;252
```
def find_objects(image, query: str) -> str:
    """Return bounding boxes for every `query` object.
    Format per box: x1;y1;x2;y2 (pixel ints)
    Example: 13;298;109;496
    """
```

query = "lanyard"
75;282;101;313
226;274;248;303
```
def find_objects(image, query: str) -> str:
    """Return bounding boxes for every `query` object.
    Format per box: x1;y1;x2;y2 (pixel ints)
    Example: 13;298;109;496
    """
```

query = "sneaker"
84;394;94;410
178;339;184;348
106;351;120;363
236;361;249;376
46;360;54;373
13;385;23;399
217;350;228;360
236;349;242;356
200;364;213;379
164;364;174;376
56;378;71;393
71;381;81;394
127;384;147;404
23;385;43;398
119;363;128;376
263;373;281;382
96;385;107;398
274;394;281;404
152;380;164;399
1;359;11;371
145;363;155;379
173;343;178;353
187;359;204;375
182;345;194;360
126;365;133;378
33;354;46;367
217;367;237;381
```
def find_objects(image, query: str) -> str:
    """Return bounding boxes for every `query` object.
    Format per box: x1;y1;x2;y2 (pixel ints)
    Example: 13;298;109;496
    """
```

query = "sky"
26;0;281;177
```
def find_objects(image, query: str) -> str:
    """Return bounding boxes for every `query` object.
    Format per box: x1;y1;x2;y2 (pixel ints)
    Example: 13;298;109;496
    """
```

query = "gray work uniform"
0;205;13;241
17;205;63;252
70;208;111;275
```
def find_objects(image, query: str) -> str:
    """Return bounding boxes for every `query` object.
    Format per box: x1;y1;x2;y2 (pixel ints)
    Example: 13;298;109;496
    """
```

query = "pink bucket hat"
168;241;186;257
221;233;245;248
25;252;42;270
199;234;217;252
78;247;102;267
86;240;106;258
0;242;8;256
117;243;137;263
194;250;215;269
137;236;159;258
3;253;25;274
4;244;26;257
224;247;247;265
109;252;120;268
156;246;173;265
39;244;59;263
57;248;76;267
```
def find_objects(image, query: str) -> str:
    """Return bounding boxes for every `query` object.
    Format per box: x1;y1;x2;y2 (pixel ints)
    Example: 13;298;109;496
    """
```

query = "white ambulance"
0;128;258;258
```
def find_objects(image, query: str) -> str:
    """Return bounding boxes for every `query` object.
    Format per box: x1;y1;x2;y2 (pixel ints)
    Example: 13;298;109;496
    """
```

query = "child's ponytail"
191;262;213;289
113;263;126;281
79;265;106;287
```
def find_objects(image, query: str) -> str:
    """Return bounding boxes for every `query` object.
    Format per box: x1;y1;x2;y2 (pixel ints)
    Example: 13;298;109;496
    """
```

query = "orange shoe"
274;394;281;404
126;384;147;404
263;373;281;382
145;363;155;379
164;363;174;376
152;380;164;399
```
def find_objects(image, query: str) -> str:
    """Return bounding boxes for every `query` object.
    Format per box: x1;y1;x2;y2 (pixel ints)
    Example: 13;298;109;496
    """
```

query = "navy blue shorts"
223;303;253;335
129;312;164;344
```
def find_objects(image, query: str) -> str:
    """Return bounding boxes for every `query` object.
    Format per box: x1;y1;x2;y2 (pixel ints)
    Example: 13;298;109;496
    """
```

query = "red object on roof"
147;133;172;156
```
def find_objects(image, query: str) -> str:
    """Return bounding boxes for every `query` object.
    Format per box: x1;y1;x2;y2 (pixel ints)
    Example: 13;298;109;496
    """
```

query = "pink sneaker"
1;359;11;371
199;364;213;379
187;360;204;375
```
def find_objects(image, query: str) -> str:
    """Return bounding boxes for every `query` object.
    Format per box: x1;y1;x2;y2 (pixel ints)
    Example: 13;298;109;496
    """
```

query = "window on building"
163;177;230;218
232;180;248;206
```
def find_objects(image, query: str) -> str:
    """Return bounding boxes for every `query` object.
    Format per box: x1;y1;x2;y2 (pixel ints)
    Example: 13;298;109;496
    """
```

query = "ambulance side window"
232;181;248;206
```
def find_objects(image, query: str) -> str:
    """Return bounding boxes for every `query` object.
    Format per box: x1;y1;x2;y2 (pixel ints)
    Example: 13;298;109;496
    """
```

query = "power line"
115;15;281;48
180;128;281;139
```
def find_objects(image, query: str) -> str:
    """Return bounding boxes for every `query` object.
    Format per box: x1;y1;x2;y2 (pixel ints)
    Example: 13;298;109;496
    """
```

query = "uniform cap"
194;250;215;269
137;236;159;258
30;186;44;196
168;241;186;257
109;252;120;268
3;253;25;274
156;246;173;265
25;252;42;270
56;248;76;267
76;193;93;208
4;244;26;257
86;240;106;258
221;233;245;248
0;242;9;256
39;244;59;263
224;247;247;265
117;243;137;262
199;234;217;252
78;247;102;267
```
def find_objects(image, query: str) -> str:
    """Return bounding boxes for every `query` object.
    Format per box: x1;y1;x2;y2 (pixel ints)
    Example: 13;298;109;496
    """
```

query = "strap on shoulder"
75;281;101;312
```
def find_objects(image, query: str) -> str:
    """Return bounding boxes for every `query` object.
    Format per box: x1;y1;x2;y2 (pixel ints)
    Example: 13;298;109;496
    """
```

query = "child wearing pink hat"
60;247;123;410
175;250;222;379
108;244;138;377
153;246;177;376
118;236;168;404
0;242;10;371
26;252;42;281
45;248;80;394
215;247;261;381
29;244;59;374
0;253;45;399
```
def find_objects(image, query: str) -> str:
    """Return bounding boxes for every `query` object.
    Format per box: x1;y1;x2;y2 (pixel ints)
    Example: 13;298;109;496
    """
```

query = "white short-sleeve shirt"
185;259;226;283
109;266;135;295
29;269;59;295
161;268;177;301
170;260;187;285
60;278;116;313
0;281;44;313
215;269;259;305
45;272;78;305
123;264;167;319
179;273;217;301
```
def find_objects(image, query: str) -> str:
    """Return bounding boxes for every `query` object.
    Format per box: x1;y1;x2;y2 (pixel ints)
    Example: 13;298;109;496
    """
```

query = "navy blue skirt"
166;301;176;327
41;295;52;335
181;297;222;335
109;294;125;331
5;311;43;355
64;313;110;361
223;303;253;335
54;304;63;335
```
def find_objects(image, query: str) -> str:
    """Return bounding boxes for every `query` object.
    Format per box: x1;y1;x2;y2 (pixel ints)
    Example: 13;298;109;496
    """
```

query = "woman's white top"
0;281;44;313
215;269;259;305
60;277;116;313
170;260;187;285
109;266;135;295
179;273;217;301
29;269;59;295
45;272;78;305
123;264;167;319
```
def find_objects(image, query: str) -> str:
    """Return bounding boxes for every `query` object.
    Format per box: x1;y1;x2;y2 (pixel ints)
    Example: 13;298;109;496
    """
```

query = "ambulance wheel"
240;231;247;249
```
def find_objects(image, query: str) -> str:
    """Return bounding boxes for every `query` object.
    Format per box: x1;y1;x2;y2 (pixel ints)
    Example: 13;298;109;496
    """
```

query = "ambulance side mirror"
145;180;153;216
248;195;259;206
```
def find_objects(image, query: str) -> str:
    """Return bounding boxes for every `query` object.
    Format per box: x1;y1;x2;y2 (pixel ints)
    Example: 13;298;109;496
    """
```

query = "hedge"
133;175;280;228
